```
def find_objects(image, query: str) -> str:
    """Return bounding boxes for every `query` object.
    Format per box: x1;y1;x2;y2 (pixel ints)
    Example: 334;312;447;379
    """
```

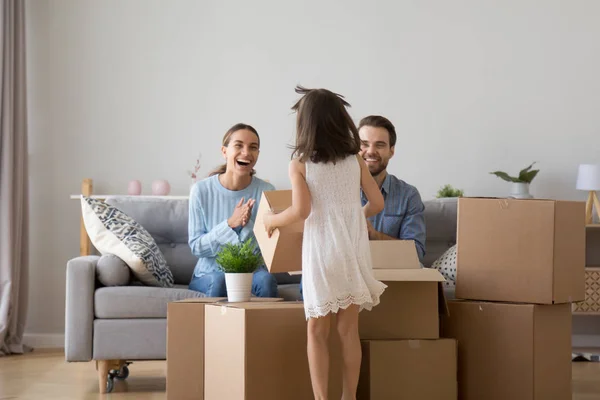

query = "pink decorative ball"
152;180;171;196
127;180;142;195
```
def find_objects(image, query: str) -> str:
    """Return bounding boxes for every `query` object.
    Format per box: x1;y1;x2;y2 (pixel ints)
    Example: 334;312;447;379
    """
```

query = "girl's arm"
264;159;311;236
357;154;384;218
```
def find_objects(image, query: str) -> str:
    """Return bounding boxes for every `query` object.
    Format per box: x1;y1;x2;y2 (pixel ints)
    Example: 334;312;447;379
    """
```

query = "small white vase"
509;182;533;199
224;273;253;302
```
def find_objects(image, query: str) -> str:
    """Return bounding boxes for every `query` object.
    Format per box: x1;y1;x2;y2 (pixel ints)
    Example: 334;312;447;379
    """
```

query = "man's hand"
366;219;378;240
366;218;397;240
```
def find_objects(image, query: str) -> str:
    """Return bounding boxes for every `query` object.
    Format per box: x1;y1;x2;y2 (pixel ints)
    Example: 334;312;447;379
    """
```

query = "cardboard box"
359;269;448;340
254;190;422;273
166;297;226;400
254;190;304;273
204;302;342;400
456;197;585;304
358;339;457;400
441;300;572;400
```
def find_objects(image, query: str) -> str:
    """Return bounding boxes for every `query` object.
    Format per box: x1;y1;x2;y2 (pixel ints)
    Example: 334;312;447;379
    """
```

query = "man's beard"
368;161;388;178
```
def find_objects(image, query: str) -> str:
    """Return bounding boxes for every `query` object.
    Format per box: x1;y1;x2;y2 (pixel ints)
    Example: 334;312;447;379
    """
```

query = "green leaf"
489;171;520;183
518;162;537;182
436;184;464;198
215;238;264;273
519;169;539;183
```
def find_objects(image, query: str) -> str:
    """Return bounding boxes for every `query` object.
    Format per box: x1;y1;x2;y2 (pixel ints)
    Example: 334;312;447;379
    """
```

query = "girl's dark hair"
290;85;361;164
209;123;260;176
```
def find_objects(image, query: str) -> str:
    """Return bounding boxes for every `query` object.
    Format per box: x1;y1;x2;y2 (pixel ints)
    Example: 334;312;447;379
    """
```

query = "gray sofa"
64;196;458;393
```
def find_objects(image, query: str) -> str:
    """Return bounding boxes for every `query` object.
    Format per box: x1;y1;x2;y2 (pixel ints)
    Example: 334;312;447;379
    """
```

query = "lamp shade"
576;164;600;191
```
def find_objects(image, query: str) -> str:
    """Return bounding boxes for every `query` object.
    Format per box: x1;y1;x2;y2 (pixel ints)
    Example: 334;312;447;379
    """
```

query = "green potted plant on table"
490;162;539;199
216;238;263;302
436;184;464;199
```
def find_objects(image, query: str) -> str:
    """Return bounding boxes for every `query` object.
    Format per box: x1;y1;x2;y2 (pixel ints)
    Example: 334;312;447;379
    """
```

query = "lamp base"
586;191;600;225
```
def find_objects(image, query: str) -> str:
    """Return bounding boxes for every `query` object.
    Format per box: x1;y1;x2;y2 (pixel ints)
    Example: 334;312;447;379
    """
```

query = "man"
358;115;426;263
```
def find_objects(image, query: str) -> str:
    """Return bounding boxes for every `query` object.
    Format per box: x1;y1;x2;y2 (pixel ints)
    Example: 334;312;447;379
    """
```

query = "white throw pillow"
431;244;457;288
81;196;174;287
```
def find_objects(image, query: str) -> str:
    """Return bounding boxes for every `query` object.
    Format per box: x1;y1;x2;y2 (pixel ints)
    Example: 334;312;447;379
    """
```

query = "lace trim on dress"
304;286;387;320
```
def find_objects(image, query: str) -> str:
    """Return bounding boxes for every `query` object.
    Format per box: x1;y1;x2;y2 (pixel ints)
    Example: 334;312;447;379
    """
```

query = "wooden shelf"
587;224;600;229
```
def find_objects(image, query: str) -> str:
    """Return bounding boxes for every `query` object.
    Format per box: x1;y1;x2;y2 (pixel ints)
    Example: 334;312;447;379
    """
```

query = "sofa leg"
96;360;110;394
96;359;125;393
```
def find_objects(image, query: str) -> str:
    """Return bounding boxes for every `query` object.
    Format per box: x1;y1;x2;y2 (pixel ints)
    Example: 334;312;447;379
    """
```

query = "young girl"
264;86;387;400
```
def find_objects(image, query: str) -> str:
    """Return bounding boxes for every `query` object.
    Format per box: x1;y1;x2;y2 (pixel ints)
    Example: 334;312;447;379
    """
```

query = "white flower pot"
509;182;533;199
224;273;253;302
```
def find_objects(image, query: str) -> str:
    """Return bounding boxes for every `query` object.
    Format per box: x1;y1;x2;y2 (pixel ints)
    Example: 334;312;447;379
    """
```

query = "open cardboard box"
254;190;422;273
361;268;449;339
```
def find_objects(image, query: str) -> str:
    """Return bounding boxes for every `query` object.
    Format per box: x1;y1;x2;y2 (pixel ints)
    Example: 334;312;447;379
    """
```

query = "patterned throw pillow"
431;244;457;288
81;196;174;287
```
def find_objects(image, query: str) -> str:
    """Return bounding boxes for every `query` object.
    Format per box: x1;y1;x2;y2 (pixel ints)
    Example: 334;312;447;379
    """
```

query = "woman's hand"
228;198;255;228
263;211;277;238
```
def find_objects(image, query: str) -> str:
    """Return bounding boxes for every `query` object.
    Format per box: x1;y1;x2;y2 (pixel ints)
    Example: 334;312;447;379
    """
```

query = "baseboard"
23;333;65;349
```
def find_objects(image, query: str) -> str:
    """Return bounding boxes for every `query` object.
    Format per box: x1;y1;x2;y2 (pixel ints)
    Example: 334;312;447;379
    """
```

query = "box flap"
263;190;293;213
370;240;421;269
253;191;304;273
172;297;226;304
373;268;446;282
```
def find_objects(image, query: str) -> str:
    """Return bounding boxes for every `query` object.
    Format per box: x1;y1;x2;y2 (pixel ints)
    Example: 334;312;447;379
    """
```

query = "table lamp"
576;164;600;225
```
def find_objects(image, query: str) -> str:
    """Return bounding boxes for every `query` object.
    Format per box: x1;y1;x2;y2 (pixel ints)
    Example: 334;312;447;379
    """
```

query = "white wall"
25;0;600;338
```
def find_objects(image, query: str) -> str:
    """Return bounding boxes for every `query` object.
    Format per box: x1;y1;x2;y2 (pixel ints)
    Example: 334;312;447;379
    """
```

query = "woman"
188;123;278;298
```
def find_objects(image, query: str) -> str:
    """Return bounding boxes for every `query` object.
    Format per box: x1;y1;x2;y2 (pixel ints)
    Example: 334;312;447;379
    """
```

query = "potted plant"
436;184;464;199
490;162;539;199
216;238;263;302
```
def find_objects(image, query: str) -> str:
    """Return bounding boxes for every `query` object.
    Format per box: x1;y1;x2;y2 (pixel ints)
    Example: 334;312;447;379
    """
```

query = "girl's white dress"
301;154;387;319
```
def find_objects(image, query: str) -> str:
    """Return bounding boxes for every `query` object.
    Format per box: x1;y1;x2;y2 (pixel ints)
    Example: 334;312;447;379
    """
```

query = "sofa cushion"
81;196;174;287
95;285;205;318
431;244;457;288
277;283;302;301
96;254;131;286
104;196;196;285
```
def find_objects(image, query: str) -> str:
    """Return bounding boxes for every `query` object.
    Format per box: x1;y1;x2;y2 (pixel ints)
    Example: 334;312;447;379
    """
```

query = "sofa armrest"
65;255;99;362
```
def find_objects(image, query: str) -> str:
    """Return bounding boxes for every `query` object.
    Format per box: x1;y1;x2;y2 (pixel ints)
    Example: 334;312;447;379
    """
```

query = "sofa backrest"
103;195;459;283
104;197;197;285
422;198;458;267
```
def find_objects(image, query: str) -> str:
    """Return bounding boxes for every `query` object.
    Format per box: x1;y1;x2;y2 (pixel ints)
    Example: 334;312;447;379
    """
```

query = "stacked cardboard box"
254;190;458;399
442;198;586;400
166;297;225;400
166;189;465;399
167;298;341;400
